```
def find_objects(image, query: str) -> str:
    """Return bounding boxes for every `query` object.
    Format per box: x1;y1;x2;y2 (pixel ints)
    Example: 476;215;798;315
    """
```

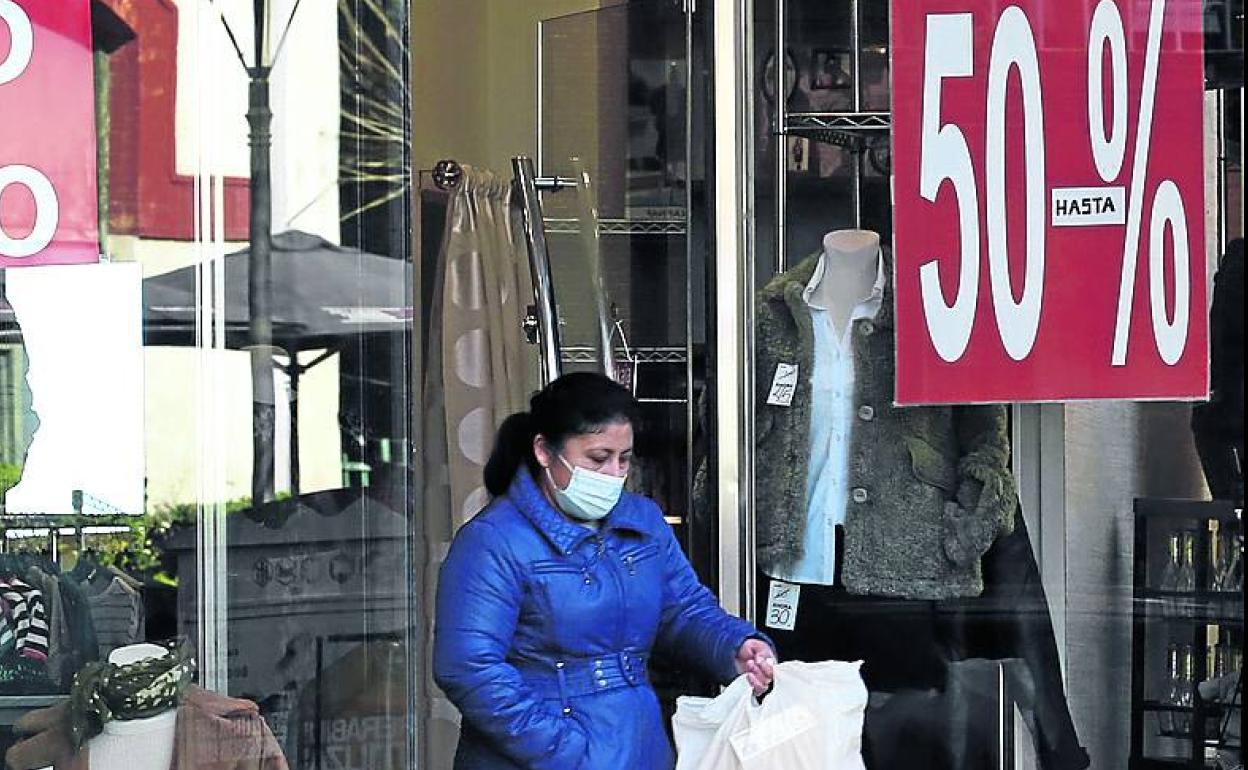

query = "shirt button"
859;321;875;336
556;661;565;669
563;707;572;715
858;405;875;421
852;487;870;504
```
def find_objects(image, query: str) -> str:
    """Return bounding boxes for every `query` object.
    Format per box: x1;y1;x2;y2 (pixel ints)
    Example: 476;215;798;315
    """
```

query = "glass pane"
540;0;712;725
1;1;413;766
750;2;1243;769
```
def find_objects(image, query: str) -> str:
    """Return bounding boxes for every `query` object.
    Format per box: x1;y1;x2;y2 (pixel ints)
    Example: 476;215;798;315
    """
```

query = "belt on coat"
515;651;649;705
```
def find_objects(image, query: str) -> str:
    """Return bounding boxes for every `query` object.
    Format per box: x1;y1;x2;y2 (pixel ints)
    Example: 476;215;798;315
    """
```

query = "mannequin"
806;229;882;331
87;643;177;770
752;229;1088;768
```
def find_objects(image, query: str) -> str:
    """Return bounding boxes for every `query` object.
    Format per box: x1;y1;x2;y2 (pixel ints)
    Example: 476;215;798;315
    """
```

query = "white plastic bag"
672;660;867;770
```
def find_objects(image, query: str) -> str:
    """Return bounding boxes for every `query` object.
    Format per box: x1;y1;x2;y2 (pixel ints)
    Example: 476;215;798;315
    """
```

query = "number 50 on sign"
891;0;1208;404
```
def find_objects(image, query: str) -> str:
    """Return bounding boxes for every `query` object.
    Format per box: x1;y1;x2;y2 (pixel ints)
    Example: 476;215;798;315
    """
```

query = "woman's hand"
735;638;777;695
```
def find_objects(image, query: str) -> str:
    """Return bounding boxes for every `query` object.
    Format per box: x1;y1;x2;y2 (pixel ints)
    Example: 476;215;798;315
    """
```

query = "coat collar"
762;247;895;330
507;468;650;556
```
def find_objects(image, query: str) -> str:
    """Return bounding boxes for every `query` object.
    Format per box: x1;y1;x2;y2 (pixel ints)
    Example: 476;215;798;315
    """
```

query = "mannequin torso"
87;644;176;770
806;229;882;332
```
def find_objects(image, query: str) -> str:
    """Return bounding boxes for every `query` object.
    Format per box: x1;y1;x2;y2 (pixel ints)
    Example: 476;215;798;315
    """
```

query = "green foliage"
0;464;22;500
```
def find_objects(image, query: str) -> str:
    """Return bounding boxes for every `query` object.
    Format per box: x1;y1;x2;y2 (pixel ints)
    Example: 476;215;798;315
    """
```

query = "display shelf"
1130;498;1243;770
785;111;891;132
543;218;688;236
560;346;688;365
1135;592;1245;625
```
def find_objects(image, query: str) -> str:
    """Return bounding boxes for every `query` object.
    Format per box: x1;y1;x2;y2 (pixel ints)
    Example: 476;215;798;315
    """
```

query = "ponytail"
484;412;539;496
481;372;641;498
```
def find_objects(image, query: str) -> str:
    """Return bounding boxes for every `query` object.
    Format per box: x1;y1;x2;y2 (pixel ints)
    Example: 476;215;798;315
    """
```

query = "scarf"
66;641;196;749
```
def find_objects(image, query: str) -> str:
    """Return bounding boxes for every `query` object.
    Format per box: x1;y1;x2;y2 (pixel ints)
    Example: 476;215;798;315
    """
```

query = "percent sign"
1089;0;1191;366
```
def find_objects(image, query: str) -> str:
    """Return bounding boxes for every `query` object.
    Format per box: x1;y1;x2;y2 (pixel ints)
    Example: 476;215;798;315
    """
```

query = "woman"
434;373;775;769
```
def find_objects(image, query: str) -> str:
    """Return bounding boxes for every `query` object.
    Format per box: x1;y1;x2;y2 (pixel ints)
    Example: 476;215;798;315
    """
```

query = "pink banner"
891;0;1207;403
0;0;99;267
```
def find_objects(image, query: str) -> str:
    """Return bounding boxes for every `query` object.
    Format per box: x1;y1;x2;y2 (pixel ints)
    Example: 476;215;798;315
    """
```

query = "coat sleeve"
433;519;589;769
943;404;1018;568
651;512;772;684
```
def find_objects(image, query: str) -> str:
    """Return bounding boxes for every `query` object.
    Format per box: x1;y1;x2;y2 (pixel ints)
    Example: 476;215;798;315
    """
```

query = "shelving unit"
756;0;893;280
1131;498;1243;769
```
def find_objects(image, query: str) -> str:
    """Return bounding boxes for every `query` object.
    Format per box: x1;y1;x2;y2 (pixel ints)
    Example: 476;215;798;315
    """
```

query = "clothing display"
0;558;103;694
755;249;1016;599
752;240;1086;769
64;641;195;749
433;468;766;770
5;686;289;770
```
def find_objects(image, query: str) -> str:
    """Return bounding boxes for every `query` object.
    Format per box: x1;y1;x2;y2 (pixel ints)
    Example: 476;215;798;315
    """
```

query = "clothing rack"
423;157;615;385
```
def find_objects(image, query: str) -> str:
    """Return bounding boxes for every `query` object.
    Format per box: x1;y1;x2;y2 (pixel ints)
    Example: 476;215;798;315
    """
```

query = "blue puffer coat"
433;469;764;769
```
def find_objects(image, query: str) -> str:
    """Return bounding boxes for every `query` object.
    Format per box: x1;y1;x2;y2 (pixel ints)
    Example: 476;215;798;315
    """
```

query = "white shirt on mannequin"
770;229;884;586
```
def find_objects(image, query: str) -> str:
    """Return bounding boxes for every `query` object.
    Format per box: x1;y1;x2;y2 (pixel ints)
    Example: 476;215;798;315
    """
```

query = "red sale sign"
0;0;99;267
891;0;1208;403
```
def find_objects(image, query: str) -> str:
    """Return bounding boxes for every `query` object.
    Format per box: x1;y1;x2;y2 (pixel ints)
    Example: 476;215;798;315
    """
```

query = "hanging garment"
0;598;16;657
26;566;70;686
56;573;100;669
0;576;50;661
672;661;867;770
82;574;144;660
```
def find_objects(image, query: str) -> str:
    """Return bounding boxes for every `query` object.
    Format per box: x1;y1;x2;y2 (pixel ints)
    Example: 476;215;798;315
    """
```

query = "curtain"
421;166;536;765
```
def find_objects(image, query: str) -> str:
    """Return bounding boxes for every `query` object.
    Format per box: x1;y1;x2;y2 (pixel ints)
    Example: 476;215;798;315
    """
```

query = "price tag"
764;579;800;631
765;363;798;407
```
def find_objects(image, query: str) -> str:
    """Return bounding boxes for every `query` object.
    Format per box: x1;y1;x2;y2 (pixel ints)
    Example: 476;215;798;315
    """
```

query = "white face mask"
547;454;626;522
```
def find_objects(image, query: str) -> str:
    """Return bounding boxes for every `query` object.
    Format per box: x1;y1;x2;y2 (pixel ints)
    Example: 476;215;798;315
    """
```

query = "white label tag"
1050;186;1127;226
764;579;800;631
765;363;799;407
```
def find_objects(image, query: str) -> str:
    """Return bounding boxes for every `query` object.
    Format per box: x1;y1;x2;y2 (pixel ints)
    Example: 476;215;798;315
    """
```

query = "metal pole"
850;0;862;227
288;354;301;496
774;0;787;273
512;156;563;384
248;66;276;507
713;0;756;620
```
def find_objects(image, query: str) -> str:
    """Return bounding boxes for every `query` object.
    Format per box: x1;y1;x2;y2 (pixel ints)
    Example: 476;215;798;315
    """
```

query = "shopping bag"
672;660;867;770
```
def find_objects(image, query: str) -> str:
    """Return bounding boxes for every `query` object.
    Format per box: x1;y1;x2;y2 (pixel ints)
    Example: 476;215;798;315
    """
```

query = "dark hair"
483;372;641;496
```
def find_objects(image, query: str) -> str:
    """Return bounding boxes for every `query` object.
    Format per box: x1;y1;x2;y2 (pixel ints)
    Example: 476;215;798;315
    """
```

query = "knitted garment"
66;642;196;749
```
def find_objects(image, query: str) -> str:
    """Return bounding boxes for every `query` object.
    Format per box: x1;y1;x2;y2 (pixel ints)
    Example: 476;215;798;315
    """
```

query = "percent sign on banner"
891;0;1208;404
0;0;99;267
